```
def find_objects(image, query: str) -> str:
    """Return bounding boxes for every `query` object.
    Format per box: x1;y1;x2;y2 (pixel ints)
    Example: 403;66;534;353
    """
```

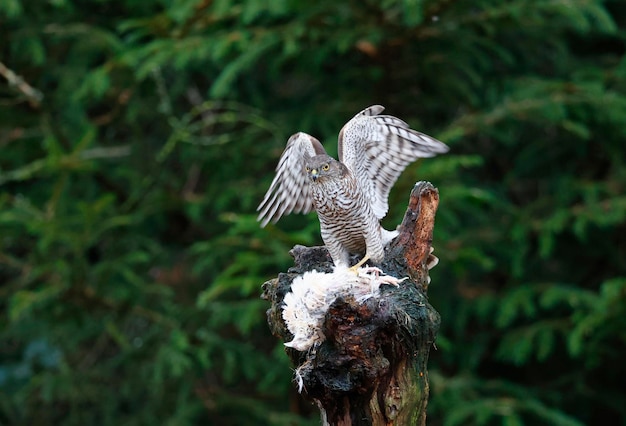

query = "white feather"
282;266;407;352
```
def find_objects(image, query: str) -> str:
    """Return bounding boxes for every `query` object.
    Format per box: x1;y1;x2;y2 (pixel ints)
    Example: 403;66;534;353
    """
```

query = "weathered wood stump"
262;181;441;426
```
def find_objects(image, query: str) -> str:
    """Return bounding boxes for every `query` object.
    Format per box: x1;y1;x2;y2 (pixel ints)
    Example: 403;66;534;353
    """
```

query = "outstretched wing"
338;105;449;219
257;132;326;227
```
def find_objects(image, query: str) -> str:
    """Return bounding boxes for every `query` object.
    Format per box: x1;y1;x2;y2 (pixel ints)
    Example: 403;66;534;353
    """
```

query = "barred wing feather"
257;132;326;227
338;105;449;219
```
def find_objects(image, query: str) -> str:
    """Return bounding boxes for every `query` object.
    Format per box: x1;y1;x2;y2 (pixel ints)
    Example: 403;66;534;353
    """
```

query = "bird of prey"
257;105;448;268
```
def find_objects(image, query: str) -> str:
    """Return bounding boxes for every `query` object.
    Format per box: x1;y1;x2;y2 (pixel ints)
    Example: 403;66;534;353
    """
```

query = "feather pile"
282;266;407;351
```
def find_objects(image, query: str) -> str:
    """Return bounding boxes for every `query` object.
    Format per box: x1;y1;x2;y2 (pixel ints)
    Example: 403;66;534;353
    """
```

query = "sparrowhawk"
257;105;448;268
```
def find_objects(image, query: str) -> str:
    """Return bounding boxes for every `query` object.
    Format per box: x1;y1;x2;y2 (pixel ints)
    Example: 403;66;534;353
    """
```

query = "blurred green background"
1;0;625;425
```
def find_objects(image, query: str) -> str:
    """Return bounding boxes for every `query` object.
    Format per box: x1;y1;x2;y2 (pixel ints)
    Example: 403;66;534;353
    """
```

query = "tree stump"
262;181;441;426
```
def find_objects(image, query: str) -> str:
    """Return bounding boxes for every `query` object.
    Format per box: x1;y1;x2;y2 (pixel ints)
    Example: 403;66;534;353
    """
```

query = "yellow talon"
349;254;371;273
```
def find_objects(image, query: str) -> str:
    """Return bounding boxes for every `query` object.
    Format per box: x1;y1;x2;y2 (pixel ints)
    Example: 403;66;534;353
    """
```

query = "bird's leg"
323;235;351;269
349;254;371;273
349;226;385;273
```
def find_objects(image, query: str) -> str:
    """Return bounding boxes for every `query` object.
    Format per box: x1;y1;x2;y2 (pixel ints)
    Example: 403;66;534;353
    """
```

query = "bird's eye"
305;166;310;172
322;164;330;171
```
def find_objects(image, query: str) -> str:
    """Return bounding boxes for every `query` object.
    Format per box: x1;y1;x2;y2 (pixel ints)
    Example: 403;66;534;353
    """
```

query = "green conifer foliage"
1;0;624;424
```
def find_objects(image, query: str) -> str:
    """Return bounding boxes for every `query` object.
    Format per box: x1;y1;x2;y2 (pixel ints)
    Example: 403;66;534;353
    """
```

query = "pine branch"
0;61;43;106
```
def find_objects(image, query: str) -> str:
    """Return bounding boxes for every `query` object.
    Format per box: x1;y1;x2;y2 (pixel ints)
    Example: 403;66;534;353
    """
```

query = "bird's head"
304;155;346;183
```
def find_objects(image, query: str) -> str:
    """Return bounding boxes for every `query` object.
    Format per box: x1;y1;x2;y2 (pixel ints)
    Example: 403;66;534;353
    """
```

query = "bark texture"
262;181;441;426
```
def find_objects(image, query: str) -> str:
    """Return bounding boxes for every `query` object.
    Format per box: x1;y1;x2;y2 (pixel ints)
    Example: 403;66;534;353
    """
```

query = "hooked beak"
309;168;319;181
